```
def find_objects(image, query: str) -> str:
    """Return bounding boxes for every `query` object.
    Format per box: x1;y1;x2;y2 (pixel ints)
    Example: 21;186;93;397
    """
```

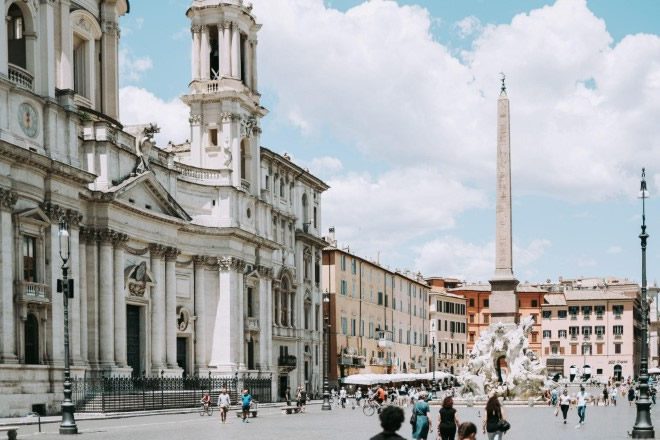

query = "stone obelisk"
489;75;519;324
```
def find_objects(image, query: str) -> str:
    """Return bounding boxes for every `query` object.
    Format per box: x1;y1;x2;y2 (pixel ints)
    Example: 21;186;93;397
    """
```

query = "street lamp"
58;220;78;435
321;290;332;411
632;168;655;438
431;336;436;397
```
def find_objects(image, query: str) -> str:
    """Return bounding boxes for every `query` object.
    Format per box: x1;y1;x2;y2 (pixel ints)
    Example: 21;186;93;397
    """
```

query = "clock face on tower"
18;102;39;138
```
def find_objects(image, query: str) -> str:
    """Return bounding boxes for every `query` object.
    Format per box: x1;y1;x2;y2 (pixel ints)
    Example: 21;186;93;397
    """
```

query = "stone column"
217;25;224;78
193;256;207;370
100;13;121;119
244;40;253;89
258;274;269;370
0;189;17;362
38;0;56;97
165;247;180;368
113;234;128;367
78;228;88;364
191;25;201;81
251;40;258;92
222;22;231;77
59;0;73;89
86;229;99;365
150;245;166;371
86;38;96;107
210;257;241;372
68;220;82;364
237;266;245;369
288;292;294;328
231;23;240;78
200;25;209;81
98;229;115;367
0;13;7;77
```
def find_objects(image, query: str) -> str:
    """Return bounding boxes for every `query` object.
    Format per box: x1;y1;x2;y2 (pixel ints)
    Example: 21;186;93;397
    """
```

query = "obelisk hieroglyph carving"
489;74;519;324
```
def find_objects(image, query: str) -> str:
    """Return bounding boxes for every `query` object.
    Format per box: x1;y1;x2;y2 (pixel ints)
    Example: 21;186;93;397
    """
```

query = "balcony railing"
370;358;393;367
245;317;260;332
570;315;577;320
338;355;365;368
278;355;297;369
614;334;622;339
174;162;223;184
241;179;250;191
15;281;50;304
596;314;604;320
8;63;33;90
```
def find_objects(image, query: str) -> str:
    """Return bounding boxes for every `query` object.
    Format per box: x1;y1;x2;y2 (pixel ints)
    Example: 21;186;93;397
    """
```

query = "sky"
117;0;660;285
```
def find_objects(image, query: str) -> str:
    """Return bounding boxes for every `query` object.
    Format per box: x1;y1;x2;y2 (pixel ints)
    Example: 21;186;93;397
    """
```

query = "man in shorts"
241;389;252;423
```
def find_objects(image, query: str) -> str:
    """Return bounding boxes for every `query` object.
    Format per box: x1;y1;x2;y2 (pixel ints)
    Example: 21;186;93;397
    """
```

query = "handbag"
410;404;418;426
497;419;511;432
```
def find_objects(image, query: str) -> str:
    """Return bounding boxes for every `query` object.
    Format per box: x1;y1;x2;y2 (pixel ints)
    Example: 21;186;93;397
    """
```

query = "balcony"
570;334;577;340
583;334;591;341
596;314;604;320
338;355;365;368
614;334;622;340
614;314;622;320
370;358;393;367
15;281;50;304
174;162;223;184
377;338;393;349
570;315;577;320
244;317;259;332
8;63;33;90
596;334;604;340
278;355;297;370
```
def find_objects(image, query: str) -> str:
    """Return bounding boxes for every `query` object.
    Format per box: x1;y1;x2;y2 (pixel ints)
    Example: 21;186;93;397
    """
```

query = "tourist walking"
628;386;636;406
217;389;231;424
575;386;590;428
369;405;406;440
602;386;609;406
610;385;617;406
483;395;508;440
557;389;571;424
458;422;478;440
356;388;363;407
298;386;308;413
340;387;347;408
411;391;431;440
240;389;252;423
284;387;291;406
550;387;558;407
438;396;460;440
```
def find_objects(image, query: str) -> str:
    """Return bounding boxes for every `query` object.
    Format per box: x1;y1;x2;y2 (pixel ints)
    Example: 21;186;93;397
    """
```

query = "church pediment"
107;172;191;222
14;207;52;226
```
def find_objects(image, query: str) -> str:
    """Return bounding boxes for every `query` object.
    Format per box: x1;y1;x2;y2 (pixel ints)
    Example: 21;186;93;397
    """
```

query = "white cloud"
249;0;660;201
455;16;482;38
172;26;190;41
413;237;551;282
309;156;343;176
607;245;622;254
119;86;189;146
323;167;486;263
119;48;153;83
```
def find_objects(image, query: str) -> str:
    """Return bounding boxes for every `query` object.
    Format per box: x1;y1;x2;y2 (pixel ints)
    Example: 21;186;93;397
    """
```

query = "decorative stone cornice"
40;201;83;226
0;188;18;211
149;243;167;257
257;265;274;279
112;232;129;246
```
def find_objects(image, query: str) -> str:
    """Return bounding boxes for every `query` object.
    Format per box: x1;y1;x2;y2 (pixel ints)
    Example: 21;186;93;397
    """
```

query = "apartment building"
427;278;467;374
322;242;430;386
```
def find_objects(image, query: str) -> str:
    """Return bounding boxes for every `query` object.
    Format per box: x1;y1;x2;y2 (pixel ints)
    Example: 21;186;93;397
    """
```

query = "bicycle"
199;403;213;416
362;399;383;416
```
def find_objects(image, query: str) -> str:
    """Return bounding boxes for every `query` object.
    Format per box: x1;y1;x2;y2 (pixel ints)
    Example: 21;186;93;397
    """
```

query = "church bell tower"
181;0;267;193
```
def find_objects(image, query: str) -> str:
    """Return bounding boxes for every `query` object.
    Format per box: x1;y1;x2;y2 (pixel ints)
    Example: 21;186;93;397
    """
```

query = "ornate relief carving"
40;201;83;226
257;265;274;279
112;232;129;246
192;255;206;266
220;112;239;122
177;306;191;331
149;243;167;257
217;256;246;272
125;261;153;297
102;19;120;37
191;25;202;33
241;116;257;139
164;246;180;261
189;114;202;124
0;188;18;210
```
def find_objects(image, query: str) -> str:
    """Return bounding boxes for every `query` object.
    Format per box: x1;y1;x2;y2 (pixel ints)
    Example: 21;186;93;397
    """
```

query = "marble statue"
458;316;546;399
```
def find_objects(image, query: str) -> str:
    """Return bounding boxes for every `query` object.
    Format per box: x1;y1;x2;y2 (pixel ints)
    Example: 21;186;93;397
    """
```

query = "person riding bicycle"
200;392;211;409
376;385;386;404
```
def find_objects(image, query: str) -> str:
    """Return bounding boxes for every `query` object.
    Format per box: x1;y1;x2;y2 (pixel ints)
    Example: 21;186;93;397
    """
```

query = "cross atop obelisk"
489;73;519;324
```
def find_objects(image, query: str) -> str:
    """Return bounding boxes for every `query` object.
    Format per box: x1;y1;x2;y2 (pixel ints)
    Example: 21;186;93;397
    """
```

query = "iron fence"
72;375;248;413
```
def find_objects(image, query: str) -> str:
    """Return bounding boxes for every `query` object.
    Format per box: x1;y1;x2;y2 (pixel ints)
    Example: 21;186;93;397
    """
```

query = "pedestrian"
356;388;363;407
575;386;590;428
550;387;558;406
240;389;252;423
438;396;460;440
340;386;347;408
411;391;431;439
557;388;571;424
602;386;609;406
628;386;636;406
458;422;478;440
483;395;507;440
376;384;387;405
217;388;231;424
369;405;406;440
611;385;617;406
299;386;307;413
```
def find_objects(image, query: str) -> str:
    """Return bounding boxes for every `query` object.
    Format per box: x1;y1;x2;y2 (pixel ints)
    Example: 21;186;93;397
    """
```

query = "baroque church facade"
0;0;328;416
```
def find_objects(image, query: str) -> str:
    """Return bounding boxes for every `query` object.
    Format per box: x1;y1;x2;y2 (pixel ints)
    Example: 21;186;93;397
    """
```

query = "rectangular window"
341;317;348;335
568;306;579;317
596;344;603;355
543;330;551;339
378;291;383;305
595;305;605;318
340;280;347;295
450;321;455;333
469;298;475;307
558;310;567;319
613;325;624;336
581;326;592;336
581;306;592;317
569;326;579;337
351;259;357;274
469;333;475;343
484;299;489;308
340;255;346;271
531;332;537;343
571;344;577;355
360;320;365;337
581;344;592;355
469;314;475;323
23;236;36;282
542;310;552;319
531;299;538;308
369;322;374;338
437;319;441;330
247;287;254;317
483;314;489;324
313;207;317;228
209;128;218;146
315;306;320;331
613;305;624;318
558;329;567;338
595;326;605;336
615;343;622;354
351;319;356;336
315;345;319;366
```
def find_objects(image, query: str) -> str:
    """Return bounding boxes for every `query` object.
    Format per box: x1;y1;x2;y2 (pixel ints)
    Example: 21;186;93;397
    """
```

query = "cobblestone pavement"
10;402;660;439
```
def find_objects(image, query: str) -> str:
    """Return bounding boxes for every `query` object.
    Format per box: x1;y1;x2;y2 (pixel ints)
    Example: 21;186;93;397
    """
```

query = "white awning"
341;372;453;385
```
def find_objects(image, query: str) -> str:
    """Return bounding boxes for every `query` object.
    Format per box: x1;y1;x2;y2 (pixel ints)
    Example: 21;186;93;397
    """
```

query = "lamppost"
321;290;331;411
431;336;436;397
58;220;78;434
632;168;655;438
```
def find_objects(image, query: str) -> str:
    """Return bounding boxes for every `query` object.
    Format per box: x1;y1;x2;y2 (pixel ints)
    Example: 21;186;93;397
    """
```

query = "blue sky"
118;0;660;284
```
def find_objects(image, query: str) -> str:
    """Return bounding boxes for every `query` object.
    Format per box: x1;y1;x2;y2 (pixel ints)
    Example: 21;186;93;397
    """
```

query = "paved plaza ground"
8;402;660;439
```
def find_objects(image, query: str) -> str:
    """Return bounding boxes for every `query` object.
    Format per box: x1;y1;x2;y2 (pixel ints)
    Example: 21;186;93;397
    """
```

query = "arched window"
71;10;102;107
281;278;289;326
7;4;26;68
6;2;35;90
25;313;39;365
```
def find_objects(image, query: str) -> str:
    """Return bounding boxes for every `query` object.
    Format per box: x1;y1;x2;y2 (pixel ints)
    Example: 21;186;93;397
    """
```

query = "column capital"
112;232;129;247
149;243;167;257
191;24;203;34
0;188;17;211
218;256;246;272
102;19;120;37
223;21;232;30
257;265;274;279
189;114;202;125
192;255;207;266
40;201;83;226
164;247;180;261
98;228;117;244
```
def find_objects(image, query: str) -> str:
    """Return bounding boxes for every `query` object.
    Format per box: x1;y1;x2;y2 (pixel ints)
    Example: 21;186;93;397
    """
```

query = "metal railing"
72;374;271;413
